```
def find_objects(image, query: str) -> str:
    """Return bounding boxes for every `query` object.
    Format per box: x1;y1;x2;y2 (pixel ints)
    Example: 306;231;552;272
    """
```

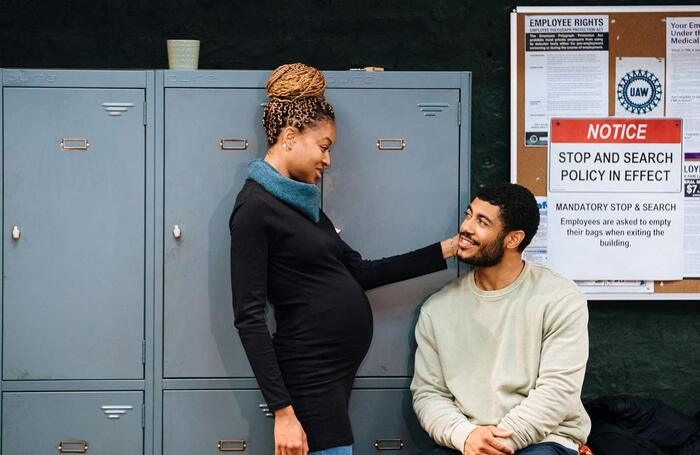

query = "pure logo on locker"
4;72;58;84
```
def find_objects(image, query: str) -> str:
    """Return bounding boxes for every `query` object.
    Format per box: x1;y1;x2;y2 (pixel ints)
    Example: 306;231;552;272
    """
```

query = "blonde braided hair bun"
266;63;327;100
263;63;335;145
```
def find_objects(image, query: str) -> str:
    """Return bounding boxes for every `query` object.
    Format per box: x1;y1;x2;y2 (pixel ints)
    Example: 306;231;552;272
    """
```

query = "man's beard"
457;231;507;267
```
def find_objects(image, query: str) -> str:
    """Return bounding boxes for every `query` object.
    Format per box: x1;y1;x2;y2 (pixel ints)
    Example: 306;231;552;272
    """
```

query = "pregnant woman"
230;63;457;455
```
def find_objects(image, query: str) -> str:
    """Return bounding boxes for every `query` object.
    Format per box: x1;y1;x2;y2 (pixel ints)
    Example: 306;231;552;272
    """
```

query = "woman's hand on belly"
274;405;309;455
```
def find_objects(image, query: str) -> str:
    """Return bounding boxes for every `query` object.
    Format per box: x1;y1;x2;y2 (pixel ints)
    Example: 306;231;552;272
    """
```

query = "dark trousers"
425;441;577;455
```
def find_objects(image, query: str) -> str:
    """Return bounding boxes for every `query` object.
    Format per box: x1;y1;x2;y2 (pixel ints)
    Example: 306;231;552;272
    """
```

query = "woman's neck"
263;149;291;179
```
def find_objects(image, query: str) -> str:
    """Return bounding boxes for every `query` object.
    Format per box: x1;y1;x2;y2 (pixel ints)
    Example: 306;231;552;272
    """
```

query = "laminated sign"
547;118;683;280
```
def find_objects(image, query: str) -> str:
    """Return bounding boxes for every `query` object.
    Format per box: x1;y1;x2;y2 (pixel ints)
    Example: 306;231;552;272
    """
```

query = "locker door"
2;391;143;455
163;88;267;378
3;87;146;380
323;88;460;377
349;389;433;454
163;390;274;455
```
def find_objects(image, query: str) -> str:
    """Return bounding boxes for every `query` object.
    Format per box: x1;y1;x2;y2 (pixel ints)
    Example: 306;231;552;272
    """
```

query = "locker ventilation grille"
100;405;133;419
102;102;135;116
418;103;450;117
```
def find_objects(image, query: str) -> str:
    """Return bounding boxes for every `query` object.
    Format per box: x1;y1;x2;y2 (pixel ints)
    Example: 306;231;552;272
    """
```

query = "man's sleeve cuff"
450;421;478;453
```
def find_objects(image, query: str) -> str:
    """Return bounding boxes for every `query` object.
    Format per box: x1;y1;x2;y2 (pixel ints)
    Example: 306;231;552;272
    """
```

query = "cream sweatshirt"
411;262;591;453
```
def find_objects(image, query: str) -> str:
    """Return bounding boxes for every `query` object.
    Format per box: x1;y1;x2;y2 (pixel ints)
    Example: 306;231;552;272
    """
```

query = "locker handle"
60;138;90;151
218;439;247;451
374;439;404;450
58;440;89;453
172;225;182;240
11;226;21;240
376;139;405;151
219;138;249;151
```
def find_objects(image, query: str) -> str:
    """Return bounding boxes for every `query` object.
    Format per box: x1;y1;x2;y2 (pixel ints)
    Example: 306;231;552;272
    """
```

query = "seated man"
411;183;590;455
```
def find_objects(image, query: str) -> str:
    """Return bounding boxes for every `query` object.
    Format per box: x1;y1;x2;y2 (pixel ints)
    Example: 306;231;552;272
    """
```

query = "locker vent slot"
417;102;450;117
102;102;135;117
100;405;133;419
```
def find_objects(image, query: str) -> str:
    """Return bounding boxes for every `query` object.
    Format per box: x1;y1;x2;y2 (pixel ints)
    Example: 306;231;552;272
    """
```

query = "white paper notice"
547;118;684;280
615;57;665;117
522;196;653;292
524;15;609;146
667;17;700;155
683;160;700;277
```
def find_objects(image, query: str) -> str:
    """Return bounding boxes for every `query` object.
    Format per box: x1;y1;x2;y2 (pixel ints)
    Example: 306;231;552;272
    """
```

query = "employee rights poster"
547;118;684;280
524;15;609;146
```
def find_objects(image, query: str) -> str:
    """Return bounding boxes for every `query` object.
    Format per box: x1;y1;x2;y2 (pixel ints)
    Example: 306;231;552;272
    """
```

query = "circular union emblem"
617;69;662;115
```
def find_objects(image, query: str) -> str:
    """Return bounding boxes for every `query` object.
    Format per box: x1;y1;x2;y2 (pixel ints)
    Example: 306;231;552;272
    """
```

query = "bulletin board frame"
510;5;700;300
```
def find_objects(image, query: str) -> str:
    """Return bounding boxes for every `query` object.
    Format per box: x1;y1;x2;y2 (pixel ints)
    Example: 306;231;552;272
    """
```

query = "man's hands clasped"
463;426;515;455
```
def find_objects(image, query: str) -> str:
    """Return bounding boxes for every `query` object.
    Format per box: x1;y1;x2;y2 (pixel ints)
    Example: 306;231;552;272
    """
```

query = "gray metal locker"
162;87;268;378
2;391;144;455
2;85;146;380
162;389;274;454
155;70;470;455
323;88;462;377
1;68;156;455
349;389;433;454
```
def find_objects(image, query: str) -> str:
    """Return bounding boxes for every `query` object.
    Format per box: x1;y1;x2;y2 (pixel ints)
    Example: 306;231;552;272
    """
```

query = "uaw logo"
617;69;662;115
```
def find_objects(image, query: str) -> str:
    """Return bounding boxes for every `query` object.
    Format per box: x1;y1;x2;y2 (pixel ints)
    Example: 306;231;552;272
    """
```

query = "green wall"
1;0;699;415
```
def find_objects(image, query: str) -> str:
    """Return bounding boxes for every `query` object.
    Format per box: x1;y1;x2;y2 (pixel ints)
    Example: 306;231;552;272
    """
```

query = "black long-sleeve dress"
229;180;447;451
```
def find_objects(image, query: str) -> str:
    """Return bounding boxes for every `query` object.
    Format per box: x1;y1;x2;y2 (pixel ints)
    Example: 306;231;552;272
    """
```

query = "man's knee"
516;442;577;455
422;444;461;455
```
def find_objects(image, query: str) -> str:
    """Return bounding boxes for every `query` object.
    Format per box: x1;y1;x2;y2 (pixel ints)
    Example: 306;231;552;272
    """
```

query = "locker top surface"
2;69;150;87
159;70;471;89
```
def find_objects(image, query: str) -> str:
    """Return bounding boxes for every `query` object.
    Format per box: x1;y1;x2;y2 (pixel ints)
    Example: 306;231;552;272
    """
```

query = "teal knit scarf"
247;159;320;223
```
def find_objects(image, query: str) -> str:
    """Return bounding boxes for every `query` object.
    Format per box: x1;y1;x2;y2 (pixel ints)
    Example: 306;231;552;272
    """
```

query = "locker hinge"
143;102;147;125
142;340;146;364
142;403;145;428
458;102;462;126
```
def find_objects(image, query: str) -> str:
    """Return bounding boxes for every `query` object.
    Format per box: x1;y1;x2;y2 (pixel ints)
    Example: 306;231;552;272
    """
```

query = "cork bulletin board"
510;6;700;299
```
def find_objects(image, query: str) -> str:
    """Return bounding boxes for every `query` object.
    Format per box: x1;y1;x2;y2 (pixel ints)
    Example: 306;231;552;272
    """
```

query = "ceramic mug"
167;40;200;69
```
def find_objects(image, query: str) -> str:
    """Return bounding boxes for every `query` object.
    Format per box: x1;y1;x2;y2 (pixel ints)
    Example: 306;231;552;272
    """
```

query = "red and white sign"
547;118;684;280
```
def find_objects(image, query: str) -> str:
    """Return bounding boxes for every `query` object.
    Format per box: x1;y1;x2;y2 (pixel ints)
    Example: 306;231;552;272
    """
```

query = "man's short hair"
474;183;540;252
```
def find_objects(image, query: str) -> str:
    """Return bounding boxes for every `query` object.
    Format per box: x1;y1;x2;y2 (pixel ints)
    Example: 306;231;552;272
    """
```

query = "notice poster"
668;18;700;277
615;57;665;117
667;17;700;157
523;196;653;293
524;15;609;146
548;118;684;280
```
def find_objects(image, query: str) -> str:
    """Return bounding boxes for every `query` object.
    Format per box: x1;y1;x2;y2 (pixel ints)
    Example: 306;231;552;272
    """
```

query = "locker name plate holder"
219;138;249;151
218;439;247;451
377;138;405;151
375;439;405;450
60;138;90;151
58;440;89;453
